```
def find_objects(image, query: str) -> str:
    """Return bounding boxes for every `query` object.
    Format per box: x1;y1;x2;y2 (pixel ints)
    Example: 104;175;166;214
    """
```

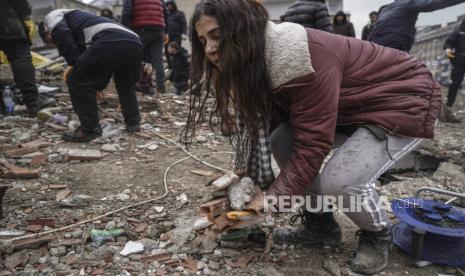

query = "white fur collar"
265;21;314;90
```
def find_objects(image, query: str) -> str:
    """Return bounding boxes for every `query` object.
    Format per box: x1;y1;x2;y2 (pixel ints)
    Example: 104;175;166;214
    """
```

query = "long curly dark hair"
181;0;272;144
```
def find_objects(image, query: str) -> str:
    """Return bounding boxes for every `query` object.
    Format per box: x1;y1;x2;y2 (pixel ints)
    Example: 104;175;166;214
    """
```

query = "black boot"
351;227;393;275
126;124;140;133
273;210;342;248
27;95;57;117
62;126;102;143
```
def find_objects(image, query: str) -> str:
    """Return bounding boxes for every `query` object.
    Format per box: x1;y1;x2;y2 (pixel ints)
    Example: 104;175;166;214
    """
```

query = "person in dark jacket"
165;0;187;68
442;19;465;122
280;0;333;33
370;0;465;52
187;0;441;274
167;41;189;95
39;9;142;143
332;10;355;37
0;0;56;116
122;0;168;95
166;0;187;46
361;11;378;40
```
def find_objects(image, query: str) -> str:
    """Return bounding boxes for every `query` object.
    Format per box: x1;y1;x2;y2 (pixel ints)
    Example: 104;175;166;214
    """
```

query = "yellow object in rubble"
227;211;253;220
0;51;8;64
31;52;51;66
0;51;51;66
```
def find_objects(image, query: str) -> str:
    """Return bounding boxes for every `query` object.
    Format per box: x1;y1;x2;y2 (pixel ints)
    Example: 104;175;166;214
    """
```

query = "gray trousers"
271;123;423;231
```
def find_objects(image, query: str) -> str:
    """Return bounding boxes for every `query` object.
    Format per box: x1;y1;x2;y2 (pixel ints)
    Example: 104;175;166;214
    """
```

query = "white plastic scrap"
120;241;144;256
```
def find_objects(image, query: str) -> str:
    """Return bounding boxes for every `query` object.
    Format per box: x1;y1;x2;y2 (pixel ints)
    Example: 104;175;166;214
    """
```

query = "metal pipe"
415;187;465;200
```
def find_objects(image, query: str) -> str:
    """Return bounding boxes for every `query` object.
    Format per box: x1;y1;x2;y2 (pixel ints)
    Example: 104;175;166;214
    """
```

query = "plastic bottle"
2;86;14;115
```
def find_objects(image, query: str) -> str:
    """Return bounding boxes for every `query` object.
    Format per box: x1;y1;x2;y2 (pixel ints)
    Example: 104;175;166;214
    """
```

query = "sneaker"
439;104;461;123
27;95;57;117
62;126;102;143
126;124;140;133
350;227;393;275
273;210;342;248
445;108;461;123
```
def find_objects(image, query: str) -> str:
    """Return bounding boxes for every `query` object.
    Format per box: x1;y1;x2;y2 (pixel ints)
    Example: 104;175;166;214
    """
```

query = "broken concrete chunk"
176;193;188;205
21;139;51;149
0;161;40;179
67;149;102;161
228;177;256;210
120;241;144;256
153;206;164;213
101;144;119;152
58;195;91;207
193;217;213;231
433;162;465;184
3;147;38;158
56;189;72;201
212;172;240;190
324;259;341;276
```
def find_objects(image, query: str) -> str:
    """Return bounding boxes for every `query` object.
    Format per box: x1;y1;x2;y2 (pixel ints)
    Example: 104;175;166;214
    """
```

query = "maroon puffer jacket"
267;28;441;197
132;0;165;28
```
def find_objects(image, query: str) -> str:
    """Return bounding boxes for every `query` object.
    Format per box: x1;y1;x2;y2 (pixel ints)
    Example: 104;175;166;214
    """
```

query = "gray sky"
346;0;465;38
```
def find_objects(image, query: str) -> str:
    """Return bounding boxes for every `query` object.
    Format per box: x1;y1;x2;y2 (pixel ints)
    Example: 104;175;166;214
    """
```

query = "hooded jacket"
370;0;465;52
263;22;441;197
332;10;355;37
166;0;187;36
444;20;465;64
0;0;31;41
280;0;333;33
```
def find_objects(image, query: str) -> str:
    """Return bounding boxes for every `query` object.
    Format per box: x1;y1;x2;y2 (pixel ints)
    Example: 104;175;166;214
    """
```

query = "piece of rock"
138;238;159;251
154;206;164;213
0;161;39;179
56;189;72;201
50;246;67;257
208;260;220;270
176;193;188;205
67;149;102;161
5;251;26;271
58;195;91;207
212;172;239;190
324;259;341;276
120;241;144;256
433;162;465;184
101;144;119;152
193;217;213;231
228;177;255;210
117;194;130;201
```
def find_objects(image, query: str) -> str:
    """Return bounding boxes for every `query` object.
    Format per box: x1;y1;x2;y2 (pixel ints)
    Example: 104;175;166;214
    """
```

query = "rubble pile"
0;60;465;275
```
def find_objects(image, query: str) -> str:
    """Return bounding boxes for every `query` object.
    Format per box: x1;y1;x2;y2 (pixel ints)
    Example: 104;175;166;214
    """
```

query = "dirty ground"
0;62;465;276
